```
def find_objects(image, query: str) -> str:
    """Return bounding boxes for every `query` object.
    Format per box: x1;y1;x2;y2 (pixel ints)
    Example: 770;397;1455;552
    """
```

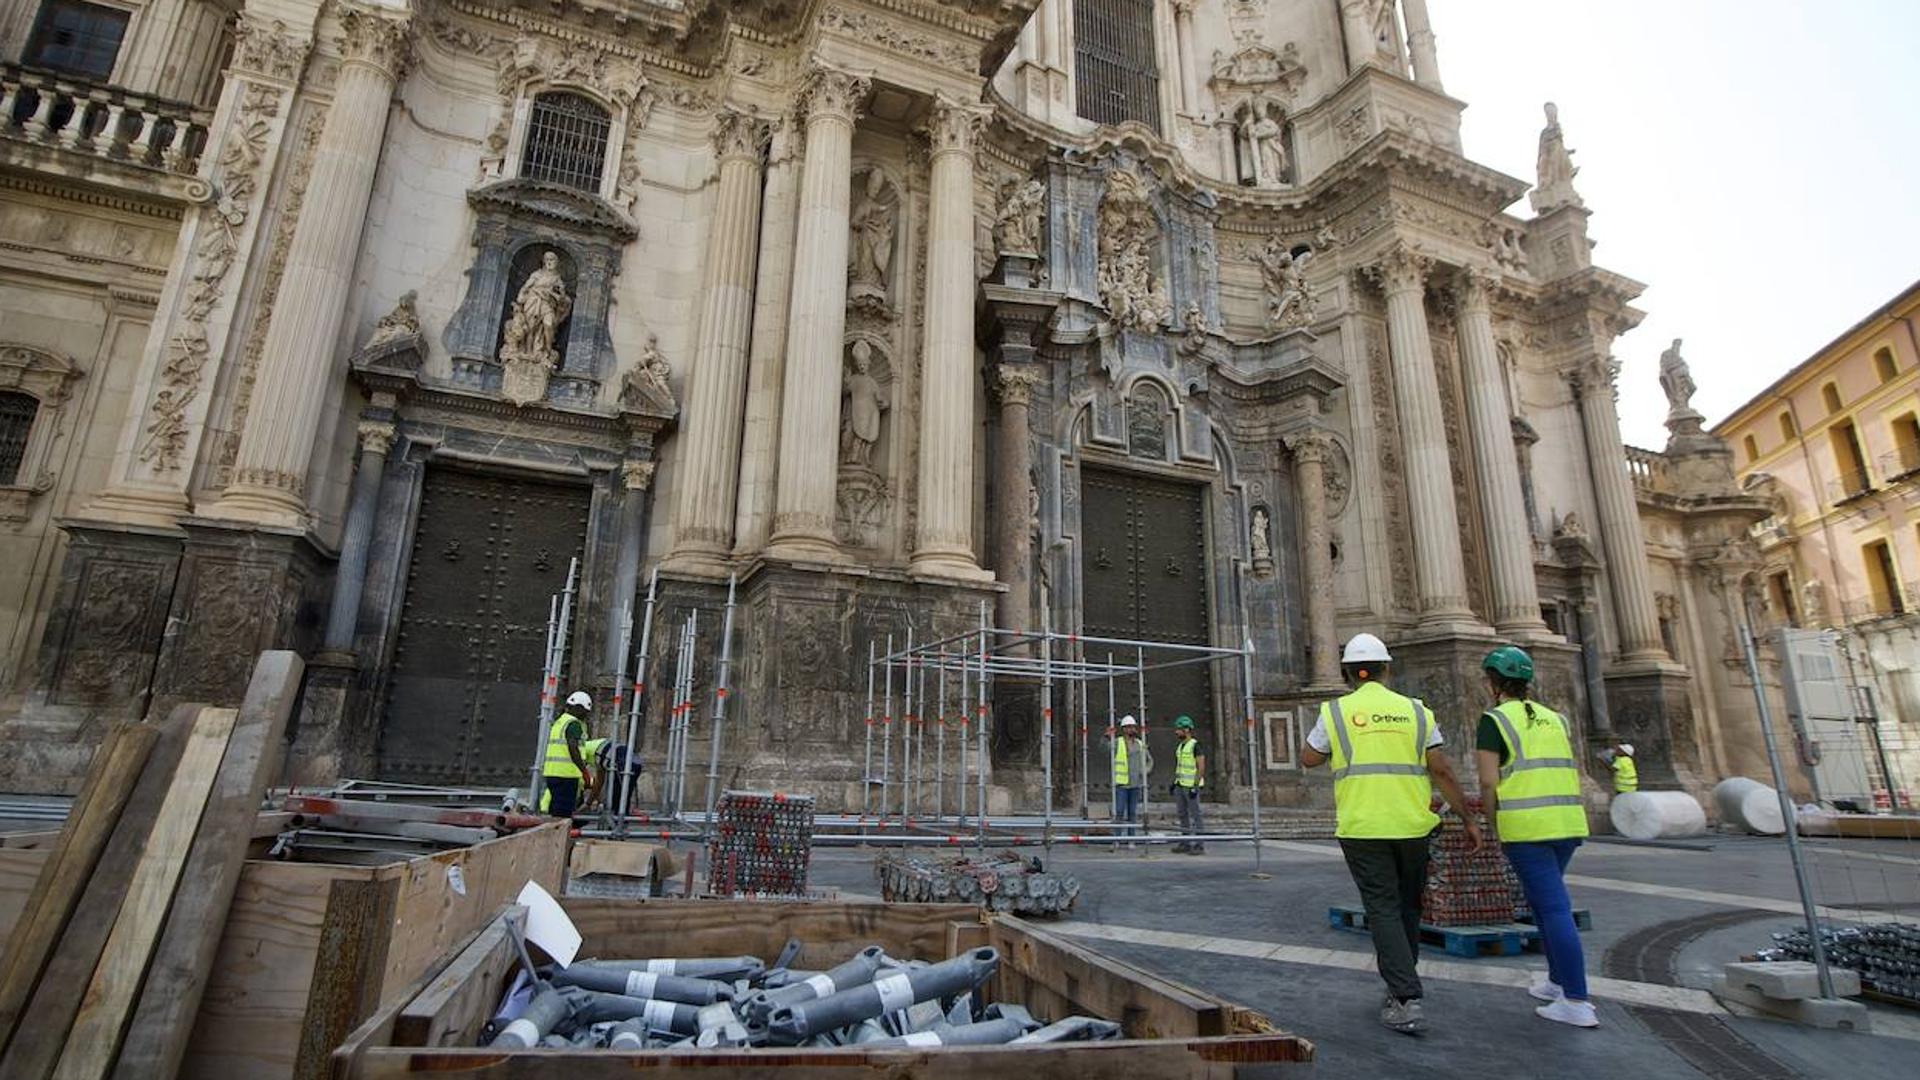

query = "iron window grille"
519;92;611;194
1074;0;1161;134
0;392;39;486
25;0;129;81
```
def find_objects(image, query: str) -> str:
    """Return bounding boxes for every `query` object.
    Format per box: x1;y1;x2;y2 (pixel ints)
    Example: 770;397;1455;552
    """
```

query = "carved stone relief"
1095;169;1170;332
1365;328;1415;609
1253;234;1314;331
51;559;165;706
993;178;1046;258
497;250;574;406
835;339;895;549
1127;381;1170;460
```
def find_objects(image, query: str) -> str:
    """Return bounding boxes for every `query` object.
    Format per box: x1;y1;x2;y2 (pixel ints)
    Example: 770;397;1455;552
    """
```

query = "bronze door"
1080;468;1212;790
377;467;591;786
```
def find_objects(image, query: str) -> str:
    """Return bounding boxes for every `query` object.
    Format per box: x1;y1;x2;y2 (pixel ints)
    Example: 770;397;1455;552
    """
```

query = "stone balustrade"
1624;444;1674;495
0;63;208;176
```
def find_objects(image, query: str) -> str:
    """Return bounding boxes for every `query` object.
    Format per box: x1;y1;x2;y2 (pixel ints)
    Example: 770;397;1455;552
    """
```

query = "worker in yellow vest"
542;690;594;818
1106;715;1152;849
1301;633;1480;1036
1473;646;1598;1029
1601;743;1638;794
1170;716;1207;855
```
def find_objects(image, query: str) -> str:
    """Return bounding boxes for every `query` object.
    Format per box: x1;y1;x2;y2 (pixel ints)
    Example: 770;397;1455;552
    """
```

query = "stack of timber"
333;899;1312;1077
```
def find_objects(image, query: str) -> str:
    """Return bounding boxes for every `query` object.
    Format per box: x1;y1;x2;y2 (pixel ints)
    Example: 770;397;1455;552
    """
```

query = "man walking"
1170;716;1207;854
1107;715;1152;849
542;690;595;819
1301;633;1481;1035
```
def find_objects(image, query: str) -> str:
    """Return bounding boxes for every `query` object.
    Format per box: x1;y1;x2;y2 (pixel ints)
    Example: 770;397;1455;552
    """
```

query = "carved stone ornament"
1483;220;1529;273
818;5;976;70
1177;301;1211;357
337;4;413;79
1365;242;1432;295
1211;38;1306;99
622;459;656;492
356;418;396;457
993;364;1043;407
797;65;871;126
1095;169;1171;333
839;340;891;467
1255;235;1314;331
1250;505;1274;577
0;344;83;523
619;334;675;413
1659;337;1706;432
497;251;573;407
1554;510;1589;542
834;467;890;549
924;96;990;156
993;178;1047;258
230;16;311;82
711;109;769;162
847;168;898;312
365;290;420;349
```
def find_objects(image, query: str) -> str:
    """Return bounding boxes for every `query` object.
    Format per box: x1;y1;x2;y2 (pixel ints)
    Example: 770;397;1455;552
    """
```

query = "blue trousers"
1113;786;1142;836
1504;838;1587;1000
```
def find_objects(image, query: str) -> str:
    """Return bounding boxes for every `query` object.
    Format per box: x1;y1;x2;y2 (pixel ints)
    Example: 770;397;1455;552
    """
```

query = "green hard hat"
1482;646;1535;682
1173;715;1195;730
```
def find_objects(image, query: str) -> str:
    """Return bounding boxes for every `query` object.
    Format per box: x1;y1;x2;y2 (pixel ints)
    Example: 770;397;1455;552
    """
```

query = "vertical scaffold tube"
1106;652;1117;822
1041;606;1054;848
862;639;877;820
957;642;970;825
936;657;948;819
618;569;658;831
1135;644;1149;835
881;634;894;824
531;592;559;811
976;601;989;852
1242;636;1264;876
902;634;914;821
700;575;738;842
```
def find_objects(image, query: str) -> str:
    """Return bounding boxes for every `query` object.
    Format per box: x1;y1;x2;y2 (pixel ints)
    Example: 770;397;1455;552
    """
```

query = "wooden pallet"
1328;905;1586;958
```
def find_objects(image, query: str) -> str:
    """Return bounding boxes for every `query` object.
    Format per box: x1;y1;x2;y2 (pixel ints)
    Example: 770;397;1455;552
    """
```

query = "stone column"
1172;0;1201;113
993;366;1043;634
767;65;869;562
1373;245;1477;628
1339;0;1376;73
733;119;801;556
1288;431;1341;687
910;96;991;579
322;417;393;650
211;6;410;528
1573;362;1668;660
602;460;655;678
668;110;768;568
1456;270;1548;636
1402;0;1444;90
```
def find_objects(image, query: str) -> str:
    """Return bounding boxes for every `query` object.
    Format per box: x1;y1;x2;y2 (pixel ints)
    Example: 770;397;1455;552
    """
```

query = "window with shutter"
1074;0;1162;133
0;392;38;486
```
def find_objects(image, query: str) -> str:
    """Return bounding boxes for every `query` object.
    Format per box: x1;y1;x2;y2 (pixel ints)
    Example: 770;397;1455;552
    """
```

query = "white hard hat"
566;691;593;711
1618;743;1634;756
1341;633;1392;664
1118;715;1138;728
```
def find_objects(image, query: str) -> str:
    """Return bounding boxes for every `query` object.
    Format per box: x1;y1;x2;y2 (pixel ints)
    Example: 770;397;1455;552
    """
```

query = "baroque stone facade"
0;0;1749;810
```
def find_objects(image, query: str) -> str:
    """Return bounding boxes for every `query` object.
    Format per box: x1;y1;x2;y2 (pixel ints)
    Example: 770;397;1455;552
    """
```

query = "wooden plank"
115;651;303;1080
391;907;524;1048
0;832;64;849
293;876;402;1080
329;912;516;1080
559;899;978;967
946;917;990;959
0;707;194;1079
0;849;53;943
0;723;156;1054
988;915;1226;1039
253;812;296;839
54;705;239;1080
342;1035;1313;1078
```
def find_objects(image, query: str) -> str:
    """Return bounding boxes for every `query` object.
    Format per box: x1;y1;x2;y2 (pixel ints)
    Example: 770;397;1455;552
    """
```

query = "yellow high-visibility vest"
1113;737;1131;786
1174;739;1199;788
1320;682;1438;840
1612;755;1638;794
543;713;585;779
1488;700;1590;842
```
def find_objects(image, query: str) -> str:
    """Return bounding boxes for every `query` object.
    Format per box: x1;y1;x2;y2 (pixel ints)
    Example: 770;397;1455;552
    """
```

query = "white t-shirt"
1305;706;1445;754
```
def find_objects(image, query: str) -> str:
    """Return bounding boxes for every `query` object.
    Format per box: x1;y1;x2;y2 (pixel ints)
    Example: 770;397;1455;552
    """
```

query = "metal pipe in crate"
764;947;999;1045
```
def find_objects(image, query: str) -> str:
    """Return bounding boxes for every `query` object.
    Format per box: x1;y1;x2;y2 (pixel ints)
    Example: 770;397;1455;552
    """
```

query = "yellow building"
1713;279;1920;801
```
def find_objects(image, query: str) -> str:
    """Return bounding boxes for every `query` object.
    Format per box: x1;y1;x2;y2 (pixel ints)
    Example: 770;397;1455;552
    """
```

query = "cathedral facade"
0;0;1780;808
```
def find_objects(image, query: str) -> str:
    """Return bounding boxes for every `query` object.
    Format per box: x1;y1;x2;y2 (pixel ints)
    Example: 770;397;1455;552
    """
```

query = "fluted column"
1288;431;1341;686
910;96;991;579
322;418;393;650
211;6;409;528
669;110;768;567
1456;271;1548;636
1172;0;1201;113
602;460;655;677
1402;0;1444;90
1573;363;1668;661
993;365;1043;635
1340;0;1376;73
1373;245;1477;627
767;65;869;562
733;119;801;555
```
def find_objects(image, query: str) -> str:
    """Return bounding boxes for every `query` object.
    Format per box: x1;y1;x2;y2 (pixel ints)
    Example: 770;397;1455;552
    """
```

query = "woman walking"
1475;646;1599;1028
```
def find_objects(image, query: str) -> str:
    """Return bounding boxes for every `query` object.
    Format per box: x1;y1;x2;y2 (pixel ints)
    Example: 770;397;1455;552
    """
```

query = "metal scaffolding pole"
861;639;876;820
957;640;970;825
936;656;948;819
1106;652;1117;822
976;601;989;853
914;654;927;818
1241;636;1265;877
1135;644;1149;839
699;575;738;842
528;557;580;812
880;633;895;821
1041;603;1054;848
616;569;657;832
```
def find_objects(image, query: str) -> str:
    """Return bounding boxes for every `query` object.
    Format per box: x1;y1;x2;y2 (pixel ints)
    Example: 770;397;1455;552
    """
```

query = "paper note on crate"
516;879;582;968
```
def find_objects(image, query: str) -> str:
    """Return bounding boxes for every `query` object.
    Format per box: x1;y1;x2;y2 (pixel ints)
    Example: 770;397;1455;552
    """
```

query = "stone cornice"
0;170;193;220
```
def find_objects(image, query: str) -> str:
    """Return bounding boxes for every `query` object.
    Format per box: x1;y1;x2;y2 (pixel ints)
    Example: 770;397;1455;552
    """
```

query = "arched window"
1822;381;1843;414
1778;411;1796;441
519;91;611;193
1874;347;1899;384
1074;0;1160;133
0;391;39;486
1742;433;1759;463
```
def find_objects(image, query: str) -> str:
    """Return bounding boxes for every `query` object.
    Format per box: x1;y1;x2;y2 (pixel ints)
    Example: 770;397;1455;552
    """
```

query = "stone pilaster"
1339;0;1377;73
321;415;394;650
1402;0;1444;90
1172;0;1201;113
1456;270;1549;637
767;65;869;562
909;96;992;580
1370;244;1480;630
1287;430;1341;688
602;459;656;680
992;365;1043;636
1571;361;1668;662
668;109;768;569
210;5;410;528
734;118;802;556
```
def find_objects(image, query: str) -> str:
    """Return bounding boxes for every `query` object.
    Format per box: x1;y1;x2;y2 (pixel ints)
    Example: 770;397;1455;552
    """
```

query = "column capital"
993;364;1044;406
1285;428;1333;466
711;108;770;162
231;14;312;84
622;459;657;492
796;63;870;126
1172;0;1197;16
1454;266;1499;312
1366;243;1432;295
923;95;991;158
337;3;413;80
356;418;396;456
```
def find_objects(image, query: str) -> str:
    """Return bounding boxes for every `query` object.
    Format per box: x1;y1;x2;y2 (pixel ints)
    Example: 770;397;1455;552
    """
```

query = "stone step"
1712;975;1872;1032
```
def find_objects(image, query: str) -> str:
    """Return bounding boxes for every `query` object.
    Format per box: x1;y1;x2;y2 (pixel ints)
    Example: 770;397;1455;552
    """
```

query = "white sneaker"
1529;978;1564;1003
1535;998;1599;1028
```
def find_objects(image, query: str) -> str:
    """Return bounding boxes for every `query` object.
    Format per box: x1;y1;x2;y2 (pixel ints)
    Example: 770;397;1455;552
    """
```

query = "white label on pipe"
647;959;676;974
501;1018;540;1048
872;972;914;1013
901;1031;943;1047
802;973;837;997
645;999;678;1031
624;970;659;998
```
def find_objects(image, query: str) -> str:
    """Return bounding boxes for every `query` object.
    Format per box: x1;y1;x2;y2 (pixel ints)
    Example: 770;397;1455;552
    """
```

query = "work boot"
1379;996;1426;1035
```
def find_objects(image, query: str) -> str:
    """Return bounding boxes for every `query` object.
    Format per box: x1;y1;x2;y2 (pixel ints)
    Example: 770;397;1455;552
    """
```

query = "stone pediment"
467;179;637;242
1210;40;1306;101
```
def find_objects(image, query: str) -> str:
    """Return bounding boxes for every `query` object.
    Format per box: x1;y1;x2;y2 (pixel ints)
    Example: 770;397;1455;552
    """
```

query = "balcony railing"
1843;581;1917;621
1625;445;1674;495
1827;468;1875;505
1882;446;1920;484
0;63;208;177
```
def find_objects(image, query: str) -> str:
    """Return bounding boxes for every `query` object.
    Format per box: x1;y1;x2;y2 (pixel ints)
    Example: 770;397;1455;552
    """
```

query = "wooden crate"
331;898;1312;1078
0;820;567;1080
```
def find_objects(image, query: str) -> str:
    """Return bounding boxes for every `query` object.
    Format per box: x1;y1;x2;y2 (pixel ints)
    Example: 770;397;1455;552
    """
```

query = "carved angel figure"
1257;237;1313;330
619;333;673;412
366;290;420;348
839;341;888;467
498;253;572;367
993;179;1047;256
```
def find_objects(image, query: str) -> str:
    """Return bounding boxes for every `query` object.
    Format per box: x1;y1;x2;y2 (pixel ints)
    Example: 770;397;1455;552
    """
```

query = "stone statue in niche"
839;340;888;467
498;251;572;406
1241;111;1287;187
847;169;897;309
993;178;1047;257
619;332;673;411
1257;236;1313;331
366;290;420;348
1250;506;1274;578
1531;102;1583;213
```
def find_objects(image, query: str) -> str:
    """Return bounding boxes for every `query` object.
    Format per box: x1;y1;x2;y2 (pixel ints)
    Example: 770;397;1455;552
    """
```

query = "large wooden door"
1080;468;1212;790
377;467;591;786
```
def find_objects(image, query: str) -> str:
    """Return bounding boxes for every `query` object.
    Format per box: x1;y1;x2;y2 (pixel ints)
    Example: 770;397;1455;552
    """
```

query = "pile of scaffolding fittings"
485;942;1122;1050
873;851;1080;917
1759;924;1920;1006
705;791;815;898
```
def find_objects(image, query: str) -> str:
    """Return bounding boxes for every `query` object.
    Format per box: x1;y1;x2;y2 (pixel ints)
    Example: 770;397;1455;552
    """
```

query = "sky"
1433;0;1920;448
